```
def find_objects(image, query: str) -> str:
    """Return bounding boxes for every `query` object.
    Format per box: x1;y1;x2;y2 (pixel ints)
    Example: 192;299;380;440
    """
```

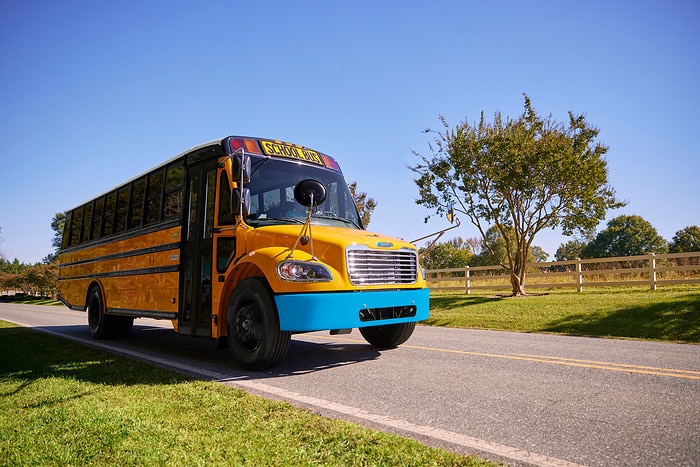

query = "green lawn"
0;321;492;466
426;286;700;343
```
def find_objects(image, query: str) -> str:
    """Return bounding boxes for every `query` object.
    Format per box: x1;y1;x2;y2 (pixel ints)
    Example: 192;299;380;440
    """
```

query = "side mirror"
232;152;252;185
231;188;251;217
294;179;327;207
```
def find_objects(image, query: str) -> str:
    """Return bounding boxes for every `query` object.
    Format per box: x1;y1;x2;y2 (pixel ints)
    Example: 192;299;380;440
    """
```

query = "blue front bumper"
274;288;429;332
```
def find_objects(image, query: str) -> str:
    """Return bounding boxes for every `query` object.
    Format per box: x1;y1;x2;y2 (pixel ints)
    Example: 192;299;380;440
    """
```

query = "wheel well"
220;264;270;337
85;281;104;308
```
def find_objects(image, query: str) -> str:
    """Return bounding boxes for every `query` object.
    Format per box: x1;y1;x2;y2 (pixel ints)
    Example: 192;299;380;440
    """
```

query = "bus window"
146;169;164;225
91;197;103;240
186;175;198;241
70;206;83;247
218;172;234;225
204;170;216;239
164;163;183;219
129;177;146;229
115;186;130;234
81;202;93;243
103;191;116;237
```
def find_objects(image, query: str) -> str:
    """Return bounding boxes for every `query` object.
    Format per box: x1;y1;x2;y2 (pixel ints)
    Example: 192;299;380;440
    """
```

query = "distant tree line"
0;259;58;297
420;216;700;271
0;225;60;298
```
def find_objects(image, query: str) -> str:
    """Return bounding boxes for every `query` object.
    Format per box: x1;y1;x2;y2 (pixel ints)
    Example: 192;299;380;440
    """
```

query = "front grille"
359;305;417;322
346;246;418;286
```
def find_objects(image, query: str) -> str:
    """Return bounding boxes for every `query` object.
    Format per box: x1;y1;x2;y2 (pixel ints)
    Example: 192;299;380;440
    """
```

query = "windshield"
242;157;362;229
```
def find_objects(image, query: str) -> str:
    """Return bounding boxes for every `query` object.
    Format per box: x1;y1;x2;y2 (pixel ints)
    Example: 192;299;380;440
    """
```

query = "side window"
218;172;234;225
103;191;116;237
81;202;93;243
204;170;216;238
186;175;199;241
62;211;72;250
146;169;164;225
70;207;83;247
91;197;104;240
115;186;131;234
164;163;184;220
129;177;146;229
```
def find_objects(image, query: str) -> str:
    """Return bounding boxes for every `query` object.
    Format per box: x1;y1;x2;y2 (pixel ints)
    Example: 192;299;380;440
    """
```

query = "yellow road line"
305;334;700;381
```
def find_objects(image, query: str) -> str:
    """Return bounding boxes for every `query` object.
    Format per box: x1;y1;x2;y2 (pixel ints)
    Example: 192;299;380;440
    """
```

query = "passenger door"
179;159;217;337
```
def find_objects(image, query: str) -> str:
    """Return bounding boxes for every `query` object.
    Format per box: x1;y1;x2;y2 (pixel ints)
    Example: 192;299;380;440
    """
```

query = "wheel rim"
233;299;263;352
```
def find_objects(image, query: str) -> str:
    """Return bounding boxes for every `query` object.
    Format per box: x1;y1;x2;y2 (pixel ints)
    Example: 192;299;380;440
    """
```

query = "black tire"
226;277;291;371
87;286;113;339
86;286;133;339
112;315;134;339
359;322;416;348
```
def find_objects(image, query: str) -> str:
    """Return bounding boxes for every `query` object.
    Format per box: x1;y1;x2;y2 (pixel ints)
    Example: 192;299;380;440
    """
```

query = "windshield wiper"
312;215;361;229
272;217;305;224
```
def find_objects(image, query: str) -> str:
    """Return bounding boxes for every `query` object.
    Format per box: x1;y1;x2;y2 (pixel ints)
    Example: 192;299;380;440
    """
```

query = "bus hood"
248;224;417;255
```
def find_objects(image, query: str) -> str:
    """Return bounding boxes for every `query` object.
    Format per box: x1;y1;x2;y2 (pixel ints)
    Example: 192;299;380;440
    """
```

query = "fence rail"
425;251;700;293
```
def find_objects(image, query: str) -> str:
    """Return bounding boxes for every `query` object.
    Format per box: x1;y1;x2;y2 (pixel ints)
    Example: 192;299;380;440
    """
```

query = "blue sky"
1;0;698;264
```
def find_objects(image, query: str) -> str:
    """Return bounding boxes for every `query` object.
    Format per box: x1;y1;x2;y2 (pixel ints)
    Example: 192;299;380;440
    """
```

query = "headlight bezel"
277;259;333;282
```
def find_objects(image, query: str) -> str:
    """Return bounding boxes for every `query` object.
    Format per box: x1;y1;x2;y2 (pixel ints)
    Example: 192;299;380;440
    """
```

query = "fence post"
465;266;471;295
576;258;583;293
650;253;657;290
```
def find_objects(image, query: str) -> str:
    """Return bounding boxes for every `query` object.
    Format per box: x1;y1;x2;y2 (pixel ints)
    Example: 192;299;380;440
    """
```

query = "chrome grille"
346;246;418;285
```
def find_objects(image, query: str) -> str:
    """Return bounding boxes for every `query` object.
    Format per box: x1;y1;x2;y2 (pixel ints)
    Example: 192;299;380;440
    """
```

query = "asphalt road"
2;303;699;466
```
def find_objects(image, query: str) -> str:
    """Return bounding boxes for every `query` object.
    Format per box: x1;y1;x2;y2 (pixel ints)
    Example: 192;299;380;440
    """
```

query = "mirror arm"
411;217;461;244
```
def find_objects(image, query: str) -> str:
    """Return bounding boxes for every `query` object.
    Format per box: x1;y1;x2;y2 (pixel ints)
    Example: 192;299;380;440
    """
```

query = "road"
2;303;699;466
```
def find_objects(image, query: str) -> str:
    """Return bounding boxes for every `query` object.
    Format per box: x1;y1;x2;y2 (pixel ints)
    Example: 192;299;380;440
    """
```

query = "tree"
348;181;377;228
411;94;624;295
669;225;700;253
419;237;473;271
467;225;541;268
44;212;65;263
555;239;588;262
581;215;668;258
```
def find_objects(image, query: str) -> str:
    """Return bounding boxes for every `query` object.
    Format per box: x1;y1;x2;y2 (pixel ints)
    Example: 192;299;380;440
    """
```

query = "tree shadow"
538;293;700;342
423;295;502;326
0;323;384;392
429;295;502;309
0;326;190;407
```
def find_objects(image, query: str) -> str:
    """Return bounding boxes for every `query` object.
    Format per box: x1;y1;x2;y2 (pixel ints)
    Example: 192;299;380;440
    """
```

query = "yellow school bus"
58;136;429;369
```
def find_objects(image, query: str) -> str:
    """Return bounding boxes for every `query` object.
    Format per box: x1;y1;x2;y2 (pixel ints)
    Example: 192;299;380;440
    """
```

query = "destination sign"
259;140;324;166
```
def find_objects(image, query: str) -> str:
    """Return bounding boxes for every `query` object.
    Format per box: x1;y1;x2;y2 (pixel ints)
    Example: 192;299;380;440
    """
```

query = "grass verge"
426;286;700;343
0;321;492;466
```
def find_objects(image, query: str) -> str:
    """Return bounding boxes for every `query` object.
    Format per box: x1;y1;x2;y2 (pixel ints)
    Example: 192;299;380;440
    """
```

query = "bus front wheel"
359;322;416;348
226;278;291;371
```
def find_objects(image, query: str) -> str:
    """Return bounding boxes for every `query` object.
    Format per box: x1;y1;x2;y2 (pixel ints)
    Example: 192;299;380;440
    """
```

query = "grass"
0;321;492;466
0;294;61;306
426;286;700;343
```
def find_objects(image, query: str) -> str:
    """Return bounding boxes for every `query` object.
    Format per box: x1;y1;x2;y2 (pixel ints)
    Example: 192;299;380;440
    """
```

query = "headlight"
277;260;333;282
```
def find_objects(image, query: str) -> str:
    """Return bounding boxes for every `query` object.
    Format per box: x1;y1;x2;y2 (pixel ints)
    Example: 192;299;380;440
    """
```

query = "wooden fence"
425;251;700;293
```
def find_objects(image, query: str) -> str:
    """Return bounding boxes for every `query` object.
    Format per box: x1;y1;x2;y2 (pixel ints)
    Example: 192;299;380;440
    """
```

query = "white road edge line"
13;320;586;467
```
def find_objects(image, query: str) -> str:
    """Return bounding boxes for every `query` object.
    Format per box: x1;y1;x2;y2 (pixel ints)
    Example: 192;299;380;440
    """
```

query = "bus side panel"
58;226;181;315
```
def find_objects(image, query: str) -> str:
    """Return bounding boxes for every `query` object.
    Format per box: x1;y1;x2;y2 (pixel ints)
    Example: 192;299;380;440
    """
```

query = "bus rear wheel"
86;286;133;339
359;322;416;348
87;286;112;339
226;278;291;371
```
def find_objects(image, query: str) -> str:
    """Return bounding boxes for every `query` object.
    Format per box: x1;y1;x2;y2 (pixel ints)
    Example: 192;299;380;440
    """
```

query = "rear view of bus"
58;136;429;370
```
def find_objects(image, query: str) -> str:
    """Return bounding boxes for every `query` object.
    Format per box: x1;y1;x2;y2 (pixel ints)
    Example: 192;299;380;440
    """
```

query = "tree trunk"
510;271;526;296
510;247;527;296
